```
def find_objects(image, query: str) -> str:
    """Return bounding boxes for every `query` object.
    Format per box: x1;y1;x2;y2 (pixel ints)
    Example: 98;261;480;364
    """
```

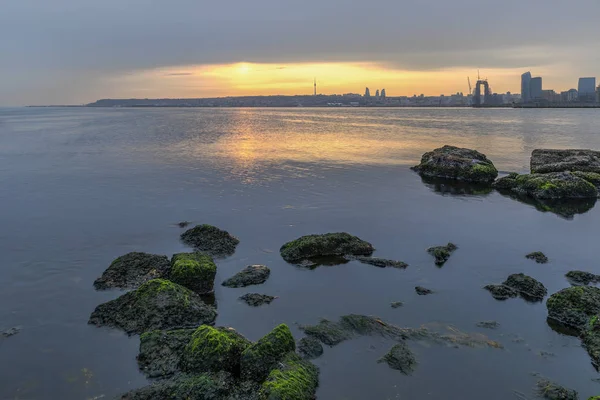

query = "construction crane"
467;77;472;95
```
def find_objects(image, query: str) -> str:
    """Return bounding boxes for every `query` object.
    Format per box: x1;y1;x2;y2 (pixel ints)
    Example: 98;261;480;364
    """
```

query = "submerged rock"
180;224;240;257
239;293;276;307
177;221;191;228
391;302;404;309
493;171;598;200
536;378;578;400
566;270;600;286
297;337;324;360
411;145;498;183
427;243;457;266
301;319;354;346
378;342;417;375
531;149;600;174
93;252;171;290
280;232;374;264
415;286;434;295
260;352;319;400
222;265;270;288
138;329;195;378
546;286;600;331
526;251;549;264
181;326;251;375
240;324;296;382
346;255;408;269
476;321;500;329
1;326;21;338
88;279;217;335
484;274;547;302
170;253;217;294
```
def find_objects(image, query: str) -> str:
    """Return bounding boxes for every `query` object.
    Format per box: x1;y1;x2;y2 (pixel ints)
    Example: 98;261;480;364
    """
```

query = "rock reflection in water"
419;176;494;197
495;190;597;220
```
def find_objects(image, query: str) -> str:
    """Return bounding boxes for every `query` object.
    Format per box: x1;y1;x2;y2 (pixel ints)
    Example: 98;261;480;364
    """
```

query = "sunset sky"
1;0;599;105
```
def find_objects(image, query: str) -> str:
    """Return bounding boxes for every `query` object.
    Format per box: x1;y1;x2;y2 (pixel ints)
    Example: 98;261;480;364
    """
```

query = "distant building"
597;85;600;103
560;89;578;103
530;77;543;100
375;89;380;98
364;87;371;98
381;89;386;98
521;72;532;103
578;78;596;102
541;90;561;103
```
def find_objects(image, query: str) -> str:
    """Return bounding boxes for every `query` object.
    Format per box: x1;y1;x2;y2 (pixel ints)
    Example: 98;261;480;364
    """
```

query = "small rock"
476;321;500;329
566;270;600;286
536;378;578;400
427;243;457;266
297;337;324;360
493;171;598;200
378;342;417;375
539;351;556;359
484;284;519;300
180;224;239;257
239;293;276;307
526;251;549;264
280;232;374;264
484;274;547;302
348;256;408;269
177;221;191;228
391;302;404;309
415;286;433;296
411;145;498;183
222;265;270;288
1;327;21;338
169;253;217;294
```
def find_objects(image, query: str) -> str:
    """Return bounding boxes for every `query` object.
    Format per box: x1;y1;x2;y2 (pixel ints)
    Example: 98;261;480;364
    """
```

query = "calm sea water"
1;107;600;399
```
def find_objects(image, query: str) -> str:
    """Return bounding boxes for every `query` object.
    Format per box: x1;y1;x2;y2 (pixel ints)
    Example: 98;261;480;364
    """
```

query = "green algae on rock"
88;279;217;335
138;328;196;378
93;252;171;290
546;286;600;331
536;378;578;400
181;326;251;374
300;319;354;346
484;273;547;302
280;232;374;264
260;352;319;400
378;342;417;375
526;251;549;264
170;253;217;294
239;293;276;307
493;171;598;200
180;224;240;257
222;265;271;288
346;255;408;269
411;145;498;183
530;149;600;174
297;337;324;360
566;270;600;286
427;243;457;266
240;324;296;382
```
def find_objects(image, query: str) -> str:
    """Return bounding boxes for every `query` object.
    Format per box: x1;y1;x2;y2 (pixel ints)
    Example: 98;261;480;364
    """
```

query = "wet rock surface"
415;286;434;295
239;293;276;307
297;337;324;360
260;352;319;400
170;253;217;294
546;286;600;331
88;279;217;334
485;274;547;302
280;232;374;264
346;255;408;268
180;224;240;257
240;324;296;382
531;149;600;174
378;342;417;375
411;145;498;183
536;378;578;400
566;271;600;286
493;172;598;200
427;243;457;266
526;251;549;264
93;252;171;290
138;328;196;378
222;265;271;288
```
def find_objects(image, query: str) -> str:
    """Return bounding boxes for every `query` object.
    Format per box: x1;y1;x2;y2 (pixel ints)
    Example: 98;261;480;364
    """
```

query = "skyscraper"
381;89;386;98
578;77;596;102
521;72;532;103
375;89;380;98
530;77;542;100
364;87;371;97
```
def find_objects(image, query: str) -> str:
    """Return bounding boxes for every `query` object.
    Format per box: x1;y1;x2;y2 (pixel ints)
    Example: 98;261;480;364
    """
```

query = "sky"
1;0;599;105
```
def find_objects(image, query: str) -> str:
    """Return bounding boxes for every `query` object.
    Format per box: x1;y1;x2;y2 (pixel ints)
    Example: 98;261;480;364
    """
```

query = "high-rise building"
561;89;578;102
578;78;596;102
381;89;386;98
364;87;371;97
375;89;380;98
597;85;600;104
521;72;532;103
530;77;542;100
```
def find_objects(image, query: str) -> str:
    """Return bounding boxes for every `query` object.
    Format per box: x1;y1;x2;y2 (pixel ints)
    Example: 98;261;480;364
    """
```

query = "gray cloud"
1;0;598;104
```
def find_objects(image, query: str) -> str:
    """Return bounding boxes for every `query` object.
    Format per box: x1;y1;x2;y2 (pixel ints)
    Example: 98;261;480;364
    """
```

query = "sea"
1;107;599;399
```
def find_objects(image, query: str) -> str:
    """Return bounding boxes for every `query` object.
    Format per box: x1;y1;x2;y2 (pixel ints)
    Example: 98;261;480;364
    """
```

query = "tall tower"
381;89;386;98
375;89;380;98
314;77;317;96
365;87;371;97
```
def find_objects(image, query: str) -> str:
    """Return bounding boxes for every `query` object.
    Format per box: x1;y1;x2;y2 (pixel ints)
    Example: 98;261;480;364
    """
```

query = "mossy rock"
378;342;417;375
297;337;324;360
280;233;374;264
546;286;600;331
240;324;296;382
170;253;217;294
300;319;354;346
347;256;408;269
484;284;519;300
240;293;276;307
88;279;217;334
180;224;240;257
525;251;549;264
411;145;498;183
566;270;600;286
93;252;171;290
530;149;600;174
427;243;457;266
180;325;251;374
493;171;598;200
536;378;578;400
259;352;319;400
222;265;271;288
138;328;195;378
484;274;546;302
588;396;600;400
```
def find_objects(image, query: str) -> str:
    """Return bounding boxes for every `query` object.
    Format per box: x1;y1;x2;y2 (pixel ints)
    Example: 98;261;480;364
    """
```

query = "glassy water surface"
1;107;599;399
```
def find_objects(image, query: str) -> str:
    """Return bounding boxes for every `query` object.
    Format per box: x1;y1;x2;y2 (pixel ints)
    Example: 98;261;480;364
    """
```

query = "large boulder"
180;224;240;257
531;149;600;174
180;326;251;374
138;328;196;378
280;233;374;264
170;253;217;294
411;145;498;183
259;352;319;400
93;252;171;290
493;172;598;200
88;279;217;334
546;286;600;331
222;265;271;288
240;324;296;382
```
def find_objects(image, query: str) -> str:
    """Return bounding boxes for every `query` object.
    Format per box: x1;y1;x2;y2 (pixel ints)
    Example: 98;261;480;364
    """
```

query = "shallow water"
1;107;600;399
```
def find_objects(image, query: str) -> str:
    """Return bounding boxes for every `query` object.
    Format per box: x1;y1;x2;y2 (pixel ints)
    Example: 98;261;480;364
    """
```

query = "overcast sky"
1;0;599;105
